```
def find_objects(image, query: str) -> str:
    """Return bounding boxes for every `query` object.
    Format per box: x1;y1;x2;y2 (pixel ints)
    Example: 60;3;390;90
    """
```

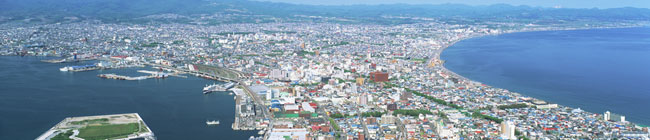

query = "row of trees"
362;111;385;117
393;109;433;116
497;103;529;110
471;110;503;123
405;88;463;109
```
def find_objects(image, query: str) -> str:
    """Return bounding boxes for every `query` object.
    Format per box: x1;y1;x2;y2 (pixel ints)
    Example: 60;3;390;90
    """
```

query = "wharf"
231;88;267;132
69;67;100;72
144;63;243;83
42;58;97;63
97;73;156;80
137;70;187;78
102;64;145;69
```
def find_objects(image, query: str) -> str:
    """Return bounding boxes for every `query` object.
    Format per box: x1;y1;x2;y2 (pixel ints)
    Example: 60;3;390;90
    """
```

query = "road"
396;116;407;139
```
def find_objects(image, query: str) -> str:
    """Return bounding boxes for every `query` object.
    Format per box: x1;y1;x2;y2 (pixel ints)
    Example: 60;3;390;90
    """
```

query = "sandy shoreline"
433;25;649;126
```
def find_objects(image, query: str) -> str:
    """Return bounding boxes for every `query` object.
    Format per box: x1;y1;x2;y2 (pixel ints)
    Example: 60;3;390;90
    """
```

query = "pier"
144;63;270;138
97;74;155;80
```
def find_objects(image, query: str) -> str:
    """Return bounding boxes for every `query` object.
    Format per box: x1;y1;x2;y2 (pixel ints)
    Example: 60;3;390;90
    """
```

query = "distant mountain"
1;0;649;24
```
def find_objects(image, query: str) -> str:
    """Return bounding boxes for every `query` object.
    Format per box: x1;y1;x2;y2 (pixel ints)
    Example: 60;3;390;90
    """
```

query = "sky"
259;0;650;9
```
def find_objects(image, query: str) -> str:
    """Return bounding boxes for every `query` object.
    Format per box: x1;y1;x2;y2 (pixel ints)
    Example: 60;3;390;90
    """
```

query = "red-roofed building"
111;55;128;59
369;71;389;82
309;103;318;109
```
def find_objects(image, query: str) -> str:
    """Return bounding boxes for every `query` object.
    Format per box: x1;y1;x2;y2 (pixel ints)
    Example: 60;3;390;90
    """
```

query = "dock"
231;87;268;132
42;58;97;63
137;70;187;78
97;73;155;80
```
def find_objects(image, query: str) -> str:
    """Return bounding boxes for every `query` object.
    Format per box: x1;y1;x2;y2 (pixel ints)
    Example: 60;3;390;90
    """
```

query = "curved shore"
434;26;649;126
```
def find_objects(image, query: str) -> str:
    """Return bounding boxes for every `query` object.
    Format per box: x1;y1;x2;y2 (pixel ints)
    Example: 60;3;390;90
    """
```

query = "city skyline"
1;0;649;139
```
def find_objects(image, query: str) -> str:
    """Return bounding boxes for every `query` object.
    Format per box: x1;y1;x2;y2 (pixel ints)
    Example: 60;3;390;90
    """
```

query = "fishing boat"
206;120;220;125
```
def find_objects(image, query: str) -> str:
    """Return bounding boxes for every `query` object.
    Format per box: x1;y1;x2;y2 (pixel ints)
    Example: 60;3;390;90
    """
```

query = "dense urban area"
2;14;650;140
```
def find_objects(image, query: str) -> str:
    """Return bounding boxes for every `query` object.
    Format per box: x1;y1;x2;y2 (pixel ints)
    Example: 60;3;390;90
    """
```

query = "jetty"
97;74;154;80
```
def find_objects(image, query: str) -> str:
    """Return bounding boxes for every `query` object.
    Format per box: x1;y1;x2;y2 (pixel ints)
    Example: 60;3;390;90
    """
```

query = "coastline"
434;25;644;84
434;25;649;126
0;56;259;140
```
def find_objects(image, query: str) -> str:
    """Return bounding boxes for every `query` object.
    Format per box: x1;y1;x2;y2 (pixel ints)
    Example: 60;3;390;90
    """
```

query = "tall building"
500;121;516;140
605;111;626;122
358;93;368;105
270;69;288;80
367;52;371;60
358;132;365;140
356;77;365;85
380;114;396;124
369;71;389;82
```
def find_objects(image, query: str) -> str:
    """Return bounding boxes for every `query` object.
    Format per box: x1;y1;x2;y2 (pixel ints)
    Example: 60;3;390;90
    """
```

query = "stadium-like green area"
76;123;139;140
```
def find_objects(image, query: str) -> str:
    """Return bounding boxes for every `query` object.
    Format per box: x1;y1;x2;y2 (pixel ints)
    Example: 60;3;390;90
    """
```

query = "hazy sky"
259;0;650;9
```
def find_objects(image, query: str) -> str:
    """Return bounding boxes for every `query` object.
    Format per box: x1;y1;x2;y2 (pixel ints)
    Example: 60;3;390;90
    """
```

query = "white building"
500;121;516;140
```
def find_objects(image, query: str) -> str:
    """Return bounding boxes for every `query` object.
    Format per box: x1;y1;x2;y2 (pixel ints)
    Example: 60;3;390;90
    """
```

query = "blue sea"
0;56;257;139
442;27;650;126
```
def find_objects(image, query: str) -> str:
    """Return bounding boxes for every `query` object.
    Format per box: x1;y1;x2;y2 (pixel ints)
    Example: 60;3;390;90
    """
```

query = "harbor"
0;56;262;140
85;59;270;138
97;70;186;80
231;87;268;139
203;82;236;94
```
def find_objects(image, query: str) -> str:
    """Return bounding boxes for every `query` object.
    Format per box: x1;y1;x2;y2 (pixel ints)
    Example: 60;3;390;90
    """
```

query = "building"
358;94;368;105
358;132;365;140
250;85;271;99
284;104;300;114
380;114;397;124
369;71;389;82
268;128;309;140
605;111;626;122
387;103;397;111
270;69;288;80
302;102;315;112
356;77;365;85
500;121;516;140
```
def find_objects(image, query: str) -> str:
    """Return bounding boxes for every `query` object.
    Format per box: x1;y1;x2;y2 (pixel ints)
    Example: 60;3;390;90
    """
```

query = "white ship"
59;65;98;72
206;120;220;125
203;83;225;94
59;67;71;71
203;82;236;94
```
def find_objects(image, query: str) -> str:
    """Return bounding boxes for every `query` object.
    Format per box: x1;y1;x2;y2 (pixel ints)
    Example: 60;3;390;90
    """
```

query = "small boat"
257;130;265;135
206;120;220;125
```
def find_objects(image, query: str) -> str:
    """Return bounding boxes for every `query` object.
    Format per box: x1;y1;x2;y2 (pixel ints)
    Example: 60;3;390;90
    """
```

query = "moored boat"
206;120;220;125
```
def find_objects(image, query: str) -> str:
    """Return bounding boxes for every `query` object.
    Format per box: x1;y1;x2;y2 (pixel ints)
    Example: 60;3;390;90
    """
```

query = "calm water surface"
0;56;257;139
442;27;650;126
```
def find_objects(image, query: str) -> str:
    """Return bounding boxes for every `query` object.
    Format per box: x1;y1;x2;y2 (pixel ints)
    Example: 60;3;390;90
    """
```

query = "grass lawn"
77;123;139;140
70;118;109;125
51;130;73;140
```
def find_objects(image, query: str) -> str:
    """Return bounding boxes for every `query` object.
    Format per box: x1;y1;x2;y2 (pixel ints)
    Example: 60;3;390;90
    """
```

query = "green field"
77;123;140;140
51;130;73;140
70;118;109;125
